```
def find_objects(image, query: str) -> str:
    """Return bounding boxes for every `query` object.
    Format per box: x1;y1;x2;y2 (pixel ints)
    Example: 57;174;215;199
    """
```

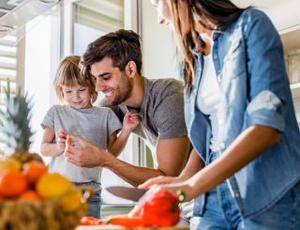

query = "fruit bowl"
0;153;89;230
0;198;86;230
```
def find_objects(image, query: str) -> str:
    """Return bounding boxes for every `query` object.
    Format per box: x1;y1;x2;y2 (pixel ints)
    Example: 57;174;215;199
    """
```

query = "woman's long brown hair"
170;0;244;86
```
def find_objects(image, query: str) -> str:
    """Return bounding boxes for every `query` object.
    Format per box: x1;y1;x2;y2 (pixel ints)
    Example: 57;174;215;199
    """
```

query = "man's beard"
109;77;133;106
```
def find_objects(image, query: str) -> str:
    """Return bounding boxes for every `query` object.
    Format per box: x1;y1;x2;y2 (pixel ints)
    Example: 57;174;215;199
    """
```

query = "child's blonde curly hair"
54;55;97;104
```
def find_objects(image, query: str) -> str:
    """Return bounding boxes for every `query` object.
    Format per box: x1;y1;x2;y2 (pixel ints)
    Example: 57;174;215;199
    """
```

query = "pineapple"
0;84;42;163
0;84;87;230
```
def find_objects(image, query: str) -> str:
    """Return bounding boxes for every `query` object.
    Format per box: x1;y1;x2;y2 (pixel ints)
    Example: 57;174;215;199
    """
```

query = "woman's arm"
163;125;280;201
40;127;65;157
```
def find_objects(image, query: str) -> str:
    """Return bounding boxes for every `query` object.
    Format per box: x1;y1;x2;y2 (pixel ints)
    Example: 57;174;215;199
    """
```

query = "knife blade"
106;186;147;202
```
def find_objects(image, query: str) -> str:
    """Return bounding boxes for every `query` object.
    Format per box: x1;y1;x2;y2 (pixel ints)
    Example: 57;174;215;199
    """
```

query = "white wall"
234;0;300;32
24;15;60;155
141;1;179;79
140;0;300;81
262;0;300;33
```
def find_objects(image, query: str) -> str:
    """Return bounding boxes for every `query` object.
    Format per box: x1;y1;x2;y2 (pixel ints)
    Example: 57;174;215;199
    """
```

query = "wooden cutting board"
76;226;189;230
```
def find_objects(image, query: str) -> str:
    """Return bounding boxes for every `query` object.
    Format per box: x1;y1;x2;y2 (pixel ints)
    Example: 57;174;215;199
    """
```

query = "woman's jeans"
74;181;102;218
191;152;300;229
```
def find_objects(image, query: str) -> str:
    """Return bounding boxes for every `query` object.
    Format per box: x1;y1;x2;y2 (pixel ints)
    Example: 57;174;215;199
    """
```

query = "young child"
40;55;139;218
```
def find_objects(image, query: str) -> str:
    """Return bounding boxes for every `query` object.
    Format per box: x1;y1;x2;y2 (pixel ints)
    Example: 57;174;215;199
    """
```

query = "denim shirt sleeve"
242;9;288;132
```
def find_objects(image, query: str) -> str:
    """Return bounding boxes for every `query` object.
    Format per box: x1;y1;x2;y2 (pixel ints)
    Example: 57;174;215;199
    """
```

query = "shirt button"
220;143;225;149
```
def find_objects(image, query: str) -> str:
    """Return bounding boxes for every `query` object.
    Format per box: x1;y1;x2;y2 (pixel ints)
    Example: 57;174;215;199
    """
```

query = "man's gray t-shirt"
109;77;187;150
41;105;122;183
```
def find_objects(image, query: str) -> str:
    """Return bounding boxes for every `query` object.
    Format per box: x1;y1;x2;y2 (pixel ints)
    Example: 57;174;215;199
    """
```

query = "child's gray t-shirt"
41;105;122;183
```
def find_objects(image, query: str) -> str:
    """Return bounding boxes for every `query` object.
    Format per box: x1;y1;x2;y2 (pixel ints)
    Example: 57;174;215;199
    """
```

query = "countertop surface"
76;226;189;230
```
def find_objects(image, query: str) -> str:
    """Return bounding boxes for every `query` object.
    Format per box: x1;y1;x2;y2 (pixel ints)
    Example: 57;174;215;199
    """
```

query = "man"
65;29;190;187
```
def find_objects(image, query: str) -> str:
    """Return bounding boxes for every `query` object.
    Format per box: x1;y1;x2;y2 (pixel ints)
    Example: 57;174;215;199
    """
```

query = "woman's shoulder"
239;7;271;24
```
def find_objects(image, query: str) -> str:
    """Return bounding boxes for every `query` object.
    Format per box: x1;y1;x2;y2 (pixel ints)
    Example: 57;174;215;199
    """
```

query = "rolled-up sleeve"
243;9;288;132
246;90;285;131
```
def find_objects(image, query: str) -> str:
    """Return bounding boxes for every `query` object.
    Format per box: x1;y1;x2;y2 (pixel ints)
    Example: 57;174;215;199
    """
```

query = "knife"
106;186;147;202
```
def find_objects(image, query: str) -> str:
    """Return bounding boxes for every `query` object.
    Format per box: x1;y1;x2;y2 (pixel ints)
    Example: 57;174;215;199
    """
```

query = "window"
0;32;22;153
71;0;141;208
0;34;18;109
24;7;61;154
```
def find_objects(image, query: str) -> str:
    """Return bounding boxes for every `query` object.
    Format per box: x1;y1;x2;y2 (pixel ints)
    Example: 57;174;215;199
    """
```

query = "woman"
140;0;300;229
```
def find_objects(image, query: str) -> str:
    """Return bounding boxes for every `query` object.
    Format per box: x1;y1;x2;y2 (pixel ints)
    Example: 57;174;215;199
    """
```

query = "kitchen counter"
76;226;189;230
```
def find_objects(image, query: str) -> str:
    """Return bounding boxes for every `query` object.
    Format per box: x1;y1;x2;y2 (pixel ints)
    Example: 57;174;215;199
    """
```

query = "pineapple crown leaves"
0;85;34;155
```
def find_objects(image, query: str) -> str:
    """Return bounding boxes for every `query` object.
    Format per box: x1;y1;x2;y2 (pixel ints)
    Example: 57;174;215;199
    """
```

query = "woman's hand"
138;176;181;189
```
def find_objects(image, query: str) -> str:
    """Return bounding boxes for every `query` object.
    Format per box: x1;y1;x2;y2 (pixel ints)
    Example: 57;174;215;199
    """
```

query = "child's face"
62;83;92;109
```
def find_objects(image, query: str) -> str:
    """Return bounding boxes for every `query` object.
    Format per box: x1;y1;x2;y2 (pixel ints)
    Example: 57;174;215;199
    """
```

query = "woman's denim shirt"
185;8;300;218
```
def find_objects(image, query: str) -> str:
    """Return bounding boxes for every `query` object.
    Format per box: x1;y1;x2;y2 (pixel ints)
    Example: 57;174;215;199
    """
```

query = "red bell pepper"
129;187;181;227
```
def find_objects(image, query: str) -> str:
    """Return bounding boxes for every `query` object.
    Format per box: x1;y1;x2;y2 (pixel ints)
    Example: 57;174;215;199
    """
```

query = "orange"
19;190;40;201
0;158;22;172
23;161;48;183
36;173;72;199
0;171;28;198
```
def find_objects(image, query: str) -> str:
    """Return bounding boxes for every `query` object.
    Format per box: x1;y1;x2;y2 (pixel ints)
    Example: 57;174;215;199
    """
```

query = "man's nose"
95;78;105;92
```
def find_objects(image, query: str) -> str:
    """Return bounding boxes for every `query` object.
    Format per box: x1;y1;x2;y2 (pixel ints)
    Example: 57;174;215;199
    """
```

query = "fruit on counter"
129;186;181;227
59;189;82;212
36;172;73;199
106;215;143;227
0;170;28;198
23;160;48;184
18;190;41;201
79;215;143;227
0;158;22;172
84;187;182;227
0;85;88;229
80;216;105;225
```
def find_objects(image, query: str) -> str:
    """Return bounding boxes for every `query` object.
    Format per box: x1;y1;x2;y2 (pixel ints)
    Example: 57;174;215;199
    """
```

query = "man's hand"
64;135;111;167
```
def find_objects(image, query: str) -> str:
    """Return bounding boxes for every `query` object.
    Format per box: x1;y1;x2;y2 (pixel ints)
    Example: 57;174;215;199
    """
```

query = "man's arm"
139;148;205;189
106;135;190;186
65;135;190;187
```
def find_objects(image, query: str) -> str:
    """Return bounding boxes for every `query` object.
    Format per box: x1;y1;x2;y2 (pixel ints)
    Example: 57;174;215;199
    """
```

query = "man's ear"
125;61;137;78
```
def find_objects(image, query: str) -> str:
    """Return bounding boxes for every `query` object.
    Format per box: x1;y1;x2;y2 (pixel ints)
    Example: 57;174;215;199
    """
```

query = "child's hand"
123;112;140;133
57;129;67;153
64;135;72;154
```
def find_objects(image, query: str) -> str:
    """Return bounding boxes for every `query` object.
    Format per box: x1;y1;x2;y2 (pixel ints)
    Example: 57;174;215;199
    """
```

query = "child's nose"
74;91;80;99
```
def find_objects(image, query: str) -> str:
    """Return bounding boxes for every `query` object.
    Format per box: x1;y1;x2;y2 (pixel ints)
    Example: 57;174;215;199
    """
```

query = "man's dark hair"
81;29;142;75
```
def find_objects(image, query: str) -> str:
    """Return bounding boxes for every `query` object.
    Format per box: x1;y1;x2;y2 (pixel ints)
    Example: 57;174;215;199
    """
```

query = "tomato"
80;216;104;225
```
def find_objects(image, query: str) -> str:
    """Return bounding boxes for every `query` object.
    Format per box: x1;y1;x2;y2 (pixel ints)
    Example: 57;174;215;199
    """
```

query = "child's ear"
125;61;137;78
